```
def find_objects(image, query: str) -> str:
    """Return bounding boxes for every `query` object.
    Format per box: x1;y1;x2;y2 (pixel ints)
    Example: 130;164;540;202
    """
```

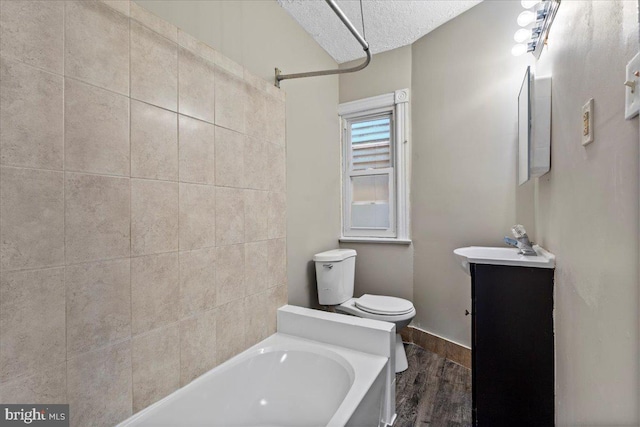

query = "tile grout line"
0;250;224;275
0;0;3;399
0;42;282;135
0;59;277;133
176;35;183;386
127;5;134;414
62;0;69;406
64;72;128;99
0;52;64;79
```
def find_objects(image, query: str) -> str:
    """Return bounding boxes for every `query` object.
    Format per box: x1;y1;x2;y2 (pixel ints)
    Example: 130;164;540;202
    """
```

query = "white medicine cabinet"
518;66;551;185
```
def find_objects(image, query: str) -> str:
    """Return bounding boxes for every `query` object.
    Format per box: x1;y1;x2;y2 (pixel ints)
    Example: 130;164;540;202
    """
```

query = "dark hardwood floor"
395;343;472;427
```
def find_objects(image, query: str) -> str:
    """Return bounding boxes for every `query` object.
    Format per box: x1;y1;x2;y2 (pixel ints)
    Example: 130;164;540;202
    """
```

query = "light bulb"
517;10;536;27
521;0;540;9
511;44;528;57
514;28;531;43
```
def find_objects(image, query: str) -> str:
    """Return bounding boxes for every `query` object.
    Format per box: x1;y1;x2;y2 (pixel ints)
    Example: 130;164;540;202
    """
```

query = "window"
339;90;410;243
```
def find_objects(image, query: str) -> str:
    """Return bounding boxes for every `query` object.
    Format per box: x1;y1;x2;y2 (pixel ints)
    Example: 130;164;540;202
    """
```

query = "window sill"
339;237;412;245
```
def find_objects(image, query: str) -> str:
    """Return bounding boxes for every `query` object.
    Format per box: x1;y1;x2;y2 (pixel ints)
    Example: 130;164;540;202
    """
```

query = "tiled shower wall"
0;1;287;425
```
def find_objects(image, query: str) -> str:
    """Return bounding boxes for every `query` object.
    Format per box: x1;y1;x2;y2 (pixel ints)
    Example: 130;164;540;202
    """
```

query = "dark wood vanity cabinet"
471;263;555;426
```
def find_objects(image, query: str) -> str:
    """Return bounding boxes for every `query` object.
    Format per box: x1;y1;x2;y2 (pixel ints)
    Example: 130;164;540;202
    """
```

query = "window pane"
351;175;390;229
351;116;391;171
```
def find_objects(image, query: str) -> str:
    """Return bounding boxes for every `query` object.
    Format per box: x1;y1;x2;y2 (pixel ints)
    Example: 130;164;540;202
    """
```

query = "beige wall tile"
130;2;177;42
244;291;269;347
266;95;286;146
1;167;64;271
100;0;130;17
215;50;243;79
179;48;215;124
273;284;287;309
0;58;63;170
244;72;286;104
214;68;245;133
245;69;285;103
132;324;180;412
65;78;130;176
177;29;216;64
66;259;131;356
179;183;216;250
0;268;65;382
267;142;286;192
243;69;269;94
131;21;177;111
245;190;268;242
215;244;244;306
65;173;130;264
215;300;246;365
180;248;216;317
131;252;180;335
245;241;268;296
265;83;286;103
67;341;132;427
215;187;244;246
0;1;64;74
268;191;286;239
65;1;129;95
179;115;215;185
131;100;178;181
268;238;286;288
244;85;267;138
244;137;268;191
214;126;244;188
267;285;288;334
179;310;216;386
0;2;289;418
131;179;179;256
0;363;66;404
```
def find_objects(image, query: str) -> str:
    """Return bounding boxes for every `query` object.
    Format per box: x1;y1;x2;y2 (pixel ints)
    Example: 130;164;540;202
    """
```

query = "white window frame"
339;89;411;244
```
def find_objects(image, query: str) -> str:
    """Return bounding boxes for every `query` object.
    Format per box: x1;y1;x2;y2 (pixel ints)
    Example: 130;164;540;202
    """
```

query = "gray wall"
339;45;412;103
135;0;341;307
411;0;532;346
534;1;639;423
407;0;640;421
338;46;414;302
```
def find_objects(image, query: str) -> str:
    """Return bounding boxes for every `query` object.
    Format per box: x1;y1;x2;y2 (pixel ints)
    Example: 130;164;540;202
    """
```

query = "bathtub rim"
118;332;388;427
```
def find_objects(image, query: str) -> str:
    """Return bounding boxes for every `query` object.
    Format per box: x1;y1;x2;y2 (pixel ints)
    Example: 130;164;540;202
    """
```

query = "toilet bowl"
313;249;415;373
337;295;416;372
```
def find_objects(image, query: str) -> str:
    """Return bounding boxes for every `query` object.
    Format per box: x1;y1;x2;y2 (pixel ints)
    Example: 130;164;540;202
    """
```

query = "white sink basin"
453;245;555;276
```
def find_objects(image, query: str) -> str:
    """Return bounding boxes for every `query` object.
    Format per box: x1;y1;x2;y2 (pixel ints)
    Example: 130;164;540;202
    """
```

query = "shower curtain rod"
275;0;371;88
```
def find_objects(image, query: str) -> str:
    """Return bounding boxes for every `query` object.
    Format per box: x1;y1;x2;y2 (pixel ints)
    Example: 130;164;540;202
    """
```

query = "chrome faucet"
505;224;537;256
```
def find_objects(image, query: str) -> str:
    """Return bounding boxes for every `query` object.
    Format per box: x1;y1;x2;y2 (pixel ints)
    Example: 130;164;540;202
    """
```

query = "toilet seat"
355;294;414;315
337;297;416;324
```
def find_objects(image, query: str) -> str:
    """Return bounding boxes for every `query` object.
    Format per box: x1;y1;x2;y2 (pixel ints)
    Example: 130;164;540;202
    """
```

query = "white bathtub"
119;333;388;427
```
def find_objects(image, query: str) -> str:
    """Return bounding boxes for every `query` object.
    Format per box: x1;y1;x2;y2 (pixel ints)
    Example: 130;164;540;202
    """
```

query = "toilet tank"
313;249;357;305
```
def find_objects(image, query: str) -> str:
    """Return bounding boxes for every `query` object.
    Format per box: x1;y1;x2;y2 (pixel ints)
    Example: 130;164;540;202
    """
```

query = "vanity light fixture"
511;0;560;58
521;0;541;9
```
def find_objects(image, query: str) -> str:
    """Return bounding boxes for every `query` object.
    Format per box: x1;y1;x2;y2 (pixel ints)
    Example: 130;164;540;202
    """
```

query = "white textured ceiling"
277;0;482;64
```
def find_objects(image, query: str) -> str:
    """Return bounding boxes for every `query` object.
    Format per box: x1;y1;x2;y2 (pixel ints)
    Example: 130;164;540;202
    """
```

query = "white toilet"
313;249;415;373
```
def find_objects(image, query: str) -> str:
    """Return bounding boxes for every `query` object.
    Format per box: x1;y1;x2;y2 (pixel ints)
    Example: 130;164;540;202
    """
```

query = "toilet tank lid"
313;249;357;262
